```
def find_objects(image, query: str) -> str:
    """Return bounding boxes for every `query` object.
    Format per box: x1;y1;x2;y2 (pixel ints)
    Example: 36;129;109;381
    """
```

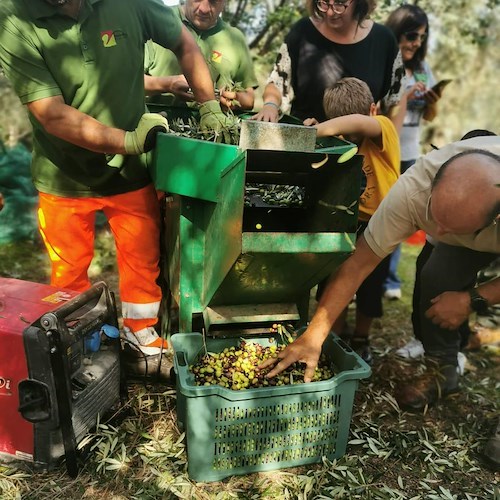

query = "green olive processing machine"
150;116;363;336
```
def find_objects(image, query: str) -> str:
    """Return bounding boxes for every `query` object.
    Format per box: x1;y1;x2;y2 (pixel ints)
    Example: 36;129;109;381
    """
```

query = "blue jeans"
385;244;402;291
384;159;416;291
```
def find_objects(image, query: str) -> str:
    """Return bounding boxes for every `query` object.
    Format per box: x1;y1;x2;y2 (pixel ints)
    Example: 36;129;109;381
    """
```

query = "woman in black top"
253;0;405;122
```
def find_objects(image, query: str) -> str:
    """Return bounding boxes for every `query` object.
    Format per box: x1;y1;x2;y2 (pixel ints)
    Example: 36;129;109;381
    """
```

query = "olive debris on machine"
190;339;334;390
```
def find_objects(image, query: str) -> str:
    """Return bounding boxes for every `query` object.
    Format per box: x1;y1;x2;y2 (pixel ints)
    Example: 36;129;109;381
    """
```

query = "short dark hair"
460;129;497;141
323;77;373;119
306;0;376;25
385;4;429;72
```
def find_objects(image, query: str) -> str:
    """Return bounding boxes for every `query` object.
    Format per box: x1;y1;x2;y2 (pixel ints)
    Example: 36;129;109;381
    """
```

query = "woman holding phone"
383;4;446;306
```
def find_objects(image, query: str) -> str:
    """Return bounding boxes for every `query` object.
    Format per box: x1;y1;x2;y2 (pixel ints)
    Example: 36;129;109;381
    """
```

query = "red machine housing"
0;278;121;473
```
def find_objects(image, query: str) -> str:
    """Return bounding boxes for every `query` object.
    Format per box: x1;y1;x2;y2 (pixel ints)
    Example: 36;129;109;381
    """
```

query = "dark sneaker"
395;359;459;410
350;336;373;365
121;344;173;382
483;417;500;471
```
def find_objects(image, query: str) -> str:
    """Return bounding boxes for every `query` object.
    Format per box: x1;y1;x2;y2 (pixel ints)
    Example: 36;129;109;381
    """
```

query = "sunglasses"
403;31;427;42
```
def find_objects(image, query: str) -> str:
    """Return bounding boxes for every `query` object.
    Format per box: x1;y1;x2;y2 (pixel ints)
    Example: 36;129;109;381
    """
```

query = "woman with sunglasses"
252;0;405;123
386;4;441;178
383;5;443;307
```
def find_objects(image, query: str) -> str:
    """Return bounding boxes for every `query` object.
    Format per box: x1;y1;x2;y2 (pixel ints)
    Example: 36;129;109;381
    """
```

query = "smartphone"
431;79;453;94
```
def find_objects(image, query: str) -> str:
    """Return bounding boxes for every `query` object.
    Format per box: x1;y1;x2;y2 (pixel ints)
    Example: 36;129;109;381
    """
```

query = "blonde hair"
323;77;373;119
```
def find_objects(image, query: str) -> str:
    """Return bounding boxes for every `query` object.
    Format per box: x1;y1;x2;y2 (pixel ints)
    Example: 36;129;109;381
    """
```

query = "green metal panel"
177;155;247;312
161;151;247;332
209;238;354;306
152;133;241;202
202;157;246;306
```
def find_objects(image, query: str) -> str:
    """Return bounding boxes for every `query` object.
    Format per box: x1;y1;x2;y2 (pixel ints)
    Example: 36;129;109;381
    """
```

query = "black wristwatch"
467;288;489;314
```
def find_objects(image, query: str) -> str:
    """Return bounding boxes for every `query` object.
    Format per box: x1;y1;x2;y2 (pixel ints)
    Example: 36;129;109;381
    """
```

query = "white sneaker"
396;340;466;374
457;352;467;376
122;327;168;356
395;338;424;359
384;288;402;300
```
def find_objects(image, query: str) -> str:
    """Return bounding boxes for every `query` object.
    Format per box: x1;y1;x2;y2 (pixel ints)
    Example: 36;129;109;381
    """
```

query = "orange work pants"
38;185;162;333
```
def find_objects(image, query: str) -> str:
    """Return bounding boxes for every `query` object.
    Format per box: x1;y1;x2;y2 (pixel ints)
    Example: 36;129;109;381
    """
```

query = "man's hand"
219;89;238;111
258;332;323;383
144;75;194;102
425;291;471;330
219;87;255;112
199;100;237;143
168;75;194;102
124;113;169;155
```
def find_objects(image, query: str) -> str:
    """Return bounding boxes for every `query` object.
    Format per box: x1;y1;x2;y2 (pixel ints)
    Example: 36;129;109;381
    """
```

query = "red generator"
0;278;122;476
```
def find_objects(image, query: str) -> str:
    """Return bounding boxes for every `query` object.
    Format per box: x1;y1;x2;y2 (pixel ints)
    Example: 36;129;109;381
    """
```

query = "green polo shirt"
145;6;257;106
0;0;181;197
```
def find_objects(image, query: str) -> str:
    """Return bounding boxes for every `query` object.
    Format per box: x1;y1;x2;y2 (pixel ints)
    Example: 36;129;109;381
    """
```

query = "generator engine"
0;278;121;476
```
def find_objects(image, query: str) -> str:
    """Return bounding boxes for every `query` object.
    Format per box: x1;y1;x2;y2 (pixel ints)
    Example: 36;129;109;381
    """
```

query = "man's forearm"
28;97;127;154
173;27;215;103
144;74;175;95
307;236;383;342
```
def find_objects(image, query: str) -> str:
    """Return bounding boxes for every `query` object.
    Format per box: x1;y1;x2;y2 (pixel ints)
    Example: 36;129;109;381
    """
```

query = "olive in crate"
190;340;334;390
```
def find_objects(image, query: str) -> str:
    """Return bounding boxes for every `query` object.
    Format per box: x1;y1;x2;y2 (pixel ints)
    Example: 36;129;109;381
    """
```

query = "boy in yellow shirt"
307;77;401;363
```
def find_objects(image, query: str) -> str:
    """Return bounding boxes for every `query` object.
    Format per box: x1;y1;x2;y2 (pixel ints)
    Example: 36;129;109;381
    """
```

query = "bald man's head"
430;149;500;235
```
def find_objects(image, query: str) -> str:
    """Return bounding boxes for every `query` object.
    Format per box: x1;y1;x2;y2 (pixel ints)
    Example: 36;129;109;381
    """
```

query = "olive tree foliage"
375;0;500;146
224;0;305;61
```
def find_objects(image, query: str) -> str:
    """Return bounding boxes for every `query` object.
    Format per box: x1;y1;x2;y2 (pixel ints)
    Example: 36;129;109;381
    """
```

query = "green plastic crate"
171;332;371;482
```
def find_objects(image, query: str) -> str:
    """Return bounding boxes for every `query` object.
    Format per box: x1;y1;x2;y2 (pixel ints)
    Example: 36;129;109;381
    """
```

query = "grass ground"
0;234;498;499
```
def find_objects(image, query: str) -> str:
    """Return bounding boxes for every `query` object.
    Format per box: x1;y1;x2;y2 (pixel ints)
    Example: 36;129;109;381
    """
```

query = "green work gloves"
124;113;169;155
199;100;237;144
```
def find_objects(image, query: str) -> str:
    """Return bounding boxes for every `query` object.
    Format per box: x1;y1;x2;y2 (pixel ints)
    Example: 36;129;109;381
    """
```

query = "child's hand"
303;117;319;126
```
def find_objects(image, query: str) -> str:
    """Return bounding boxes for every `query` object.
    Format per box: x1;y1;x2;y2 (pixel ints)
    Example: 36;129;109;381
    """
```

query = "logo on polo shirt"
101;30;116;47
101;30;128;48
211;50;222;64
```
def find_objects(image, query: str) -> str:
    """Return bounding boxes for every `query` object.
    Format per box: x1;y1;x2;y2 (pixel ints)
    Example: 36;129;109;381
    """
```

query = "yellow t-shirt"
357;115;400;221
